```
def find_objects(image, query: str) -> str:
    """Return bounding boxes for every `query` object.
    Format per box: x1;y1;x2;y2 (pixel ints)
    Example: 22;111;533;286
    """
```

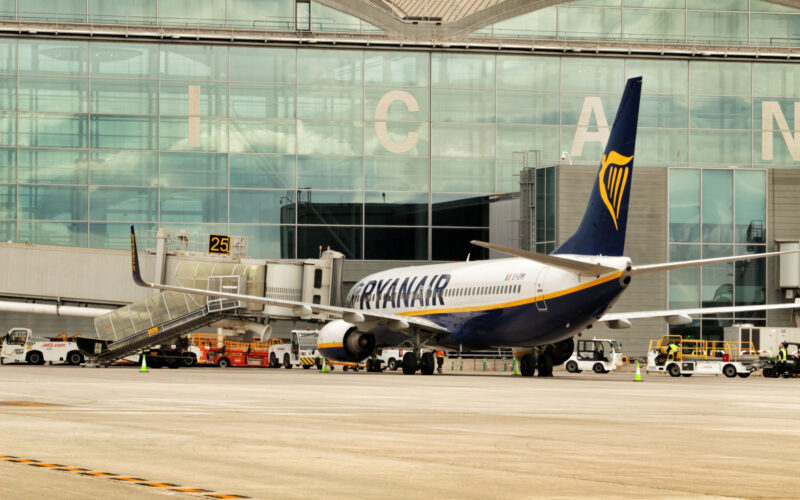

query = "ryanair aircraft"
130;77;800;377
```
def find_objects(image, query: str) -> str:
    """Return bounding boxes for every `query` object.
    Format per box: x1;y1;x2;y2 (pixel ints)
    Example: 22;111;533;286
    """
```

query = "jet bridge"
82;250;345;364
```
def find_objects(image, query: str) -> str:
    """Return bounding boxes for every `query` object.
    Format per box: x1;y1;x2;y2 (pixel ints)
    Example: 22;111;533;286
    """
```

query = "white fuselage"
345;255;631;348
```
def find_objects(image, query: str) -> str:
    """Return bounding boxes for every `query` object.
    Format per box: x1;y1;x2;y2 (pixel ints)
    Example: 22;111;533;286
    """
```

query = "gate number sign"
209;234;230;254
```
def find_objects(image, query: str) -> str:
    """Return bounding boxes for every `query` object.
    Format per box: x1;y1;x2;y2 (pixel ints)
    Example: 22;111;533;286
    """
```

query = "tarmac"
1;364;799;499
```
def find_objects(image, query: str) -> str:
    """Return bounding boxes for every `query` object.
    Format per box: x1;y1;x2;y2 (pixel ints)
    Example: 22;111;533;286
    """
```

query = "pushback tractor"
1;327;84;365
647;334;759;378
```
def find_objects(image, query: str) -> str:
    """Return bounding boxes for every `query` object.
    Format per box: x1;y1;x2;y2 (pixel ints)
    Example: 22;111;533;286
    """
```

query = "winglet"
130;225;149;288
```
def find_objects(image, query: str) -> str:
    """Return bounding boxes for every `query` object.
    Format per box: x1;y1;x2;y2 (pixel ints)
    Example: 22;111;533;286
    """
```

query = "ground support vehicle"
565;338;625;374
761;342;800;378
138;336;198;369
189;334;277;368
646;334;759;378
376;349;415;371
1;328;84;365
268;330;322;369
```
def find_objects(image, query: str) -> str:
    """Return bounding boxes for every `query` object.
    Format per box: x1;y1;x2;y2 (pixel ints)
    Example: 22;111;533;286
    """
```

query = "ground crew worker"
435;350;445;373
667;342;679;363
777;342;788;375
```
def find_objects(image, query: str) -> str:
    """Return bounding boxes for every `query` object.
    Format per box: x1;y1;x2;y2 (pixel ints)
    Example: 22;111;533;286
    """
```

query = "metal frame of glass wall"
0;39;796;265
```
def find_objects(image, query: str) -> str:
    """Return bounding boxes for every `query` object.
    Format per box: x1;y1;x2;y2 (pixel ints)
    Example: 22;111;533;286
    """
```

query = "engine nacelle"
317;320;376;362
549;337;575;366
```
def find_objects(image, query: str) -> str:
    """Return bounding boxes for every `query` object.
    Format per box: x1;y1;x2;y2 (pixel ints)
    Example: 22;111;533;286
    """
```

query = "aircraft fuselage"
345;256;632;349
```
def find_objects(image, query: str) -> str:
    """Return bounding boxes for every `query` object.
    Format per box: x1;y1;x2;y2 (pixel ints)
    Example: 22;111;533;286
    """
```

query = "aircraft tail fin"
553;76;641;257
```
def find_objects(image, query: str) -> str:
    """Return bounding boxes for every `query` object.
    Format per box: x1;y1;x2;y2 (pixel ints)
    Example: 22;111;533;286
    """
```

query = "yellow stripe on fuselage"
318;342;343;349
397;270;624;317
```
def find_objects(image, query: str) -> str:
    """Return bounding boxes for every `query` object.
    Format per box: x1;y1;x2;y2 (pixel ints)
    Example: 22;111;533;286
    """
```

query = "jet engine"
549;337;575;366
317;320;376;362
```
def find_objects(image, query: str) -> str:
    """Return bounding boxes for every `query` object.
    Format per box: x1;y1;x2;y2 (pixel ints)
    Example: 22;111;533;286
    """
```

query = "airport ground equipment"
268;330;322;369
565;338;625;374
0;328;85;365
85;246;344;365
724;324;800;358
189;334;278;368
761;341;800;378
646;334;759;378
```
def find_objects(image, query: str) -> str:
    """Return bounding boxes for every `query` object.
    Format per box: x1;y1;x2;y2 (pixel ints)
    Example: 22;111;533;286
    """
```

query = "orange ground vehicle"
189;334;283;368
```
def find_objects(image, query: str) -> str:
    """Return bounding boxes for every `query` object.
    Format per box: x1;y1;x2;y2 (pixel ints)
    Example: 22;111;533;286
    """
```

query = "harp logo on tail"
598;151;634;230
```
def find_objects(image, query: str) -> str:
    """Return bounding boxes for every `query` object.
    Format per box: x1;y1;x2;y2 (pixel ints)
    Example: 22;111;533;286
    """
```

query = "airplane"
129;76;800;377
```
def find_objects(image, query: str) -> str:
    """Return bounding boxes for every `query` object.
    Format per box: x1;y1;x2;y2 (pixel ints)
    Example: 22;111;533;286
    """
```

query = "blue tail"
553;76;641;257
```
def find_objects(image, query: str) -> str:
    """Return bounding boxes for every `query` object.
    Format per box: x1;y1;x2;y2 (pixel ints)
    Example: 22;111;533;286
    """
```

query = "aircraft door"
535;268;548;312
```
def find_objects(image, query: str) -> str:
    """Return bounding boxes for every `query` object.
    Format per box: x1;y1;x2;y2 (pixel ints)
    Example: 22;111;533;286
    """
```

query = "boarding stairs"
83;276;245;365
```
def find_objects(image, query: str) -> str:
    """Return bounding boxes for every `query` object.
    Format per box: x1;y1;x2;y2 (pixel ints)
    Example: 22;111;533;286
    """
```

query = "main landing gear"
518;350;554;377
402;350;436;375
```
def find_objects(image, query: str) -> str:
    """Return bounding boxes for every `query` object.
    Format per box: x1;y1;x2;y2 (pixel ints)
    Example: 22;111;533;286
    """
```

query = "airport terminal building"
2;0;800;353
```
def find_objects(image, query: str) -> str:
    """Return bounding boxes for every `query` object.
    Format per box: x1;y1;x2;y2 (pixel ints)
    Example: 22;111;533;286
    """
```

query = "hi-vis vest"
668;344;679;355
778;348;787;362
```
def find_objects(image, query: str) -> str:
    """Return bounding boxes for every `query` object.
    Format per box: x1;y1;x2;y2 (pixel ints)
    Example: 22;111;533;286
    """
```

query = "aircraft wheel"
723;364;737;378
538;351;553;377
402;352;417;375
667;363;681;377
593;362;605;374
565;360;579;373
420;352;435;375
520;354;535;377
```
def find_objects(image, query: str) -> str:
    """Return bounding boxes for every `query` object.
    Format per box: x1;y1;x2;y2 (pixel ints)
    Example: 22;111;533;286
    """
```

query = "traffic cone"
140;354;148;373
512;358;521;376
321;358;328;373
633;361;642;382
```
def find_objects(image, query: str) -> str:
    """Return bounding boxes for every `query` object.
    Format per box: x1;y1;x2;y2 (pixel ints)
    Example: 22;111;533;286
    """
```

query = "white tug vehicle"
564;338;626;374
1;327;85;365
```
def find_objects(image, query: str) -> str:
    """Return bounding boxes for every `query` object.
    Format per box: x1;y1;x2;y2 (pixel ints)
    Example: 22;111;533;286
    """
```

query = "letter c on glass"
374;90;420;154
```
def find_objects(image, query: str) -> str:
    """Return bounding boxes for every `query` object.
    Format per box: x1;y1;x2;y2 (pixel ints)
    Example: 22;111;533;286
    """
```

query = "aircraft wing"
129;227;449;335
630;250;797;276
599;300;800;327
470;240;617;275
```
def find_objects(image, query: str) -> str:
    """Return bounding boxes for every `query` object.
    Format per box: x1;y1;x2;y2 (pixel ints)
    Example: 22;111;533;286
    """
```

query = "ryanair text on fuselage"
349;274;452;310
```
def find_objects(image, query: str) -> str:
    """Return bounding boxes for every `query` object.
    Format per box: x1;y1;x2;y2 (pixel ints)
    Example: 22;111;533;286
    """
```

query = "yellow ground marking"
3;454;249;498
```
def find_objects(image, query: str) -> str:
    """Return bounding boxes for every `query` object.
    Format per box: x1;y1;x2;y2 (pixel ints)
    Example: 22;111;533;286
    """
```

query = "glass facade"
0;37;798;262
474;0;800;46
669;168;767;340
2;0;381;33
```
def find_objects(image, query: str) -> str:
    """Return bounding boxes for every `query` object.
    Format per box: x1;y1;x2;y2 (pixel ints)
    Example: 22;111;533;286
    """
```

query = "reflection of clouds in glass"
298;121;360;155
229;126;295;154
